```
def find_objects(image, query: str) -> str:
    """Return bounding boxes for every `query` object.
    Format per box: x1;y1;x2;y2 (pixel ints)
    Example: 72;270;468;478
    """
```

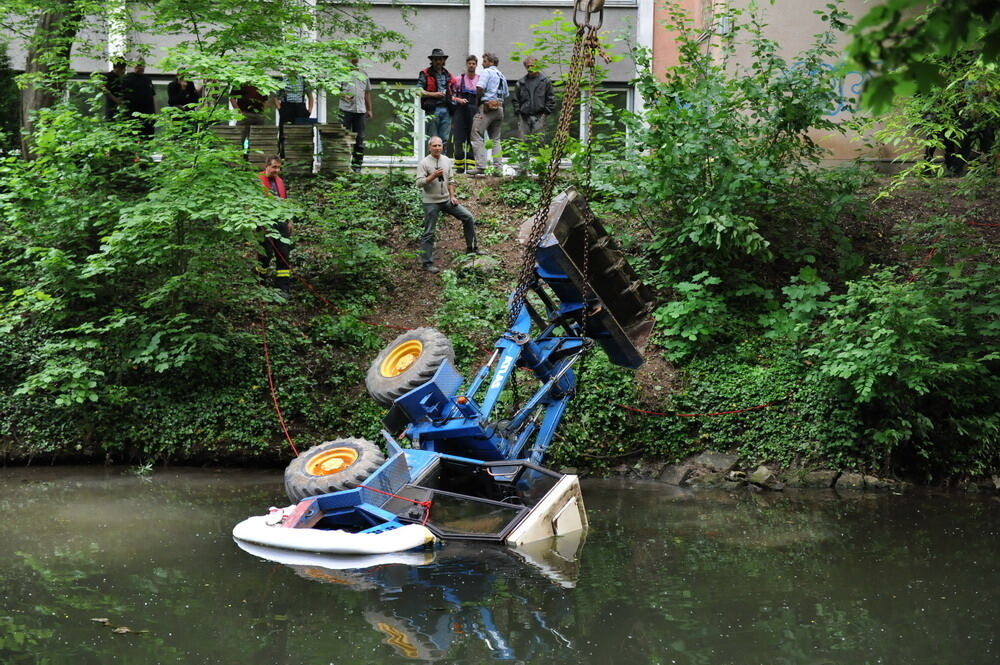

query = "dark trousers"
341;111;367;171
279;102;309;125
278;103;309;157
451;101;478;169
420;201;477;265
259;221;292;293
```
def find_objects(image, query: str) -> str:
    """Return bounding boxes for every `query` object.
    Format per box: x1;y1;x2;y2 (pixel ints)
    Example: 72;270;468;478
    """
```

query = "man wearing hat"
418;48;454;155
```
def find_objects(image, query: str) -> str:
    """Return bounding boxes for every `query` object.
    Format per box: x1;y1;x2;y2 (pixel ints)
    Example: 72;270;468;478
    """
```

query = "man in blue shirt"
471;52;508;177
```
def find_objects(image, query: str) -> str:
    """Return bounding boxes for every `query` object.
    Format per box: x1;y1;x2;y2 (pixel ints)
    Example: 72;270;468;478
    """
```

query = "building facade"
5;0;880;164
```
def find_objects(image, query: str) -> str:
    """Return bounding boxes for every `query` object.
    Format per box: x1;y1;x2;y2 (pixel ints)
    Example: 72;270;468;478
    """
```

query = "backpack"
495;70;509;99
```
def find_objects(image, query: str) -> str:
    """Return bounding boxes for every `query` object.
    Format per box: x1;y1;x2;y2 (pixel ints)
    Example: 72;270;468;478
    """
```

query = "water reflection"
235;532;586;662
2;468;998;665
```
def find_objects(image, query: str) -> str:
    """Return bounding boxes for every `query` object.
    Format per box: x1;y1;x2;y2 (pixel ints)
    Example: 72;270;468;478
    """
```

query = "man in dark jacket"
167;73;200;109
102;60;127;120
122;61;156;138
513;57;555;140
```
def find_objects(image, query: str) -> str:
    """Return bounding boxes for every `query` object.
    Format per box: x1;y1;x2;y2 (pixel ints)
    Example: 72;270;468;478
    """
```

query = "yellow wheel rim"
380;340;423;378
306;447;358;476
376;623;421;659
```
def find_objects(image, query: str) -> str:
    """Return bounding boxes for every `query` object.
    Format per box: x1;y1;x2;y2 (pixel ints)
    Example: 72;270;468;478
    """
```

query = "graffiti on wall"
788;61;872;117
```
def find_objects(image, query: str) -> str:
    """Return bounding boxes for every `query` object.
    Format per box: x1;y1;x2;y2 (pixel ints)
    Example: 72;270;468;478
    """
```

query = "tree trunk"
20;10;84;158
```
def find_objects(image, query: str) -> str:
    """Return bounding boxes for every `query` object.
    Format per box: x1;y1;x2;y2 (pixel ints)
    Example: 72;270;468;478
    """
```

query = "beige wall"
366;6;470;79
5;16;108;74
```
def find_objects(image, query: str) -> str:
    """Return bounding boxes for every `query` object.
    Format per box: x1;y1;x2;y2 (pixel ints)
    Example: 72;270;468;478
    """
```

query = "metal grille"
360;453;411;508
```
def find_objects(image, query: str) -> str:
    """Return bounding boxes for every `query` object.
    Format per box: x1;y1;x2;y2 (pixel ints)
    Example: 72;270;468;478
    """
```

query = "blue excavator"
232;187;654;554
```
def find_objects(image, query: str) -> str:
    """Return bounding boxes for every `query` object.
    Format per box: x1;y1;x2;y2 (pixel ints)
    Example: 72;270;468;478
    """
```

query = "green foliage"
864;52;1000;193
295;175;402;300
551;354;690;468
494;176;542;209
582;2;866;356
677;339;858;467
630;2;852;275
804;260;999;476
0;104;282;403
847;0;1000;113
435;268;507;366
652;272;729;361
759;266;832;341
0;100;418;460
0;0;418;462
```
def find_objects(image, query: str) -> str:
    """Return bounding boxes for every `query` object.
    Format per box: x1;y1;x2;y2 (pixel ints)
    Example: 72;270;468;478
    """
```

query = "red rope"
360;485;433;525
906;233;945;283
258;301;299;457
617;401;782;418
967;221;1000;228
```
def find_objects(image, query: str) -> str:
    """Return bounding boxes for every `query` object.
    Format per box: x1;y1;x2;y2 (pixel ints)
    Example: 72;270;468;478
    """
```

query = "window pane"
589;88;629;139
327;82;416;158
502;86;629;148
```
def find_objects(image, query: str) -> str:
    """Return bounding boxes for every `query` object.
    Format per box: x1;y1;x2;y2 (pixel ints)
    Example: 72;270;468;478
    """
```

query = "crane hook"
573;0;605;30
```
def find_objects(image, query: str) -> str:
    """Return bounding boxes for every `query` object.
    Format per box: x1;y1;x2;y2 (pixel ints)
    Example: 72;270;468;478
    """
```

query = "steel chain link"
507;22;600;329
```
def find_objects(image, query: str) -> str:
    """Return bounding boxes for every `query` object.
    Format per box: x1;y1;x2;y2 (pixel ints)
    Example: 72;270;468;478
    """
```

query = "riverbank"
1;170;997;484
593;451;1000;495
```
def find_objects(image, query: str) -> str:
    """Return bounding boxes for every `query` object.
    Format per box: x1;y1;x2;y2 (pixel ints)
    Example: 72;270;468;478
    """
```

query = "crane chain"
507;21;602;330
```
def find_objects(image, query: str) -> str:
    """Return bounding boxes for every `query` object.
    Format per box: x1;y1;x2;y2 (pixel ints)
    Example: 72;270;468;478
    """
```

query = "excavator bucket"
518;187;655;369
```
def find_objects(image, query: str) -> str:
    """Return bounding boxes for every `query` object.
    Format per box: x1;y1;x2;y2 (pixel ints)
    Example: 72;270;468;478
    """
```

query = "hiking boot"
423;263;440;274
470;170;487;178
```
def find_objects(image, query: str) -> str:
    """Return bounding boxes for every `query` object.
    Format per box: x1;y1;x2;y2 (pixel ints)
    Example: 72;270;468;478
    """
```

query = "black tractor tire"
365;327;454;407
284;438;386;502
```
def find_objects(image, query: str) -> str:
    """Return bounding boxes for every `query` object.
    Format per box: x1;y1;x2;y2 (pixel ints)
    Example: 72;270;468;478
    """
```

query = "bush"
0;100;416;462
805;261;999;477
591;2;866;355
676;339;858;467
550;354;691;469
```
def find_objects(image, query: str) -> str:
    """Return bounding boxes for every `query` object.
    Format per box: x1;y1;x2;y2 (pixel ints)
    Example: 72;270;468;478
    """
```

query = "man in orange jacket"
258;156;292;296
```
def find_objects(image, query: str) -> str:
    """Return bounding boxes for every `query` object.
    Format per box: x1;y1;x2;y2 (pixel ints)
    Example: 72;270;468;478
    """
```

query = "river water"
1;466;997;664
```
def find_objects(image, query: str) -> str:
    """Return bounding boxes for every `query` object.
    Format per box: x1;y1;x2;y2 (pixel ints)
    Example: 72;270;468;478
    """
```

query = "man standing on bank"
418;49;453;155
278;72;315;125
122;60;156;138
471;52;508;177
449;54;480;173
258;156;293;296
102;60;127;120
416;136;479;274
513;57;555;140
340;57;373;173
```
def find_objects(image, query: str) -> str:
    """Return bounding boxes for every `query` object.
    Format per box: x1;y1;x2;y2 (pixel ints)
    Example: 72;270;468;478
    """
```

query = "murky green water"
1;466;997;664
